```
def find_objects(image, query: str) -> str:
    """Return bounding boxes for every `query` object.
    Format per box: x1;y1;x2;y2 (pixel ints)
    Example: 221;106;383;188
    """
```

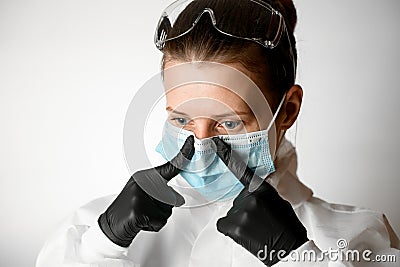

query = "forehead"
163;61;273;120
166;83;249;108
166;84;253;121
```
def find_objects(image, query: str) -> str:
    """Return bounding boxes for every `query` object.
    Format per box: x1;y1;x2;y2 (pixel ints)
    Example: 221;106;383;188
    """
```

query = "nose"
191;118;218;139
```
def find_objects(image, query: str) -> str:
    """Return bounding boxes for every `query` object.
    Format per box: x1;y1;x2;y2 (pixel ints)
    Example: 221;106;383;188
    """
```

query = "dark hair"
161;0;298;112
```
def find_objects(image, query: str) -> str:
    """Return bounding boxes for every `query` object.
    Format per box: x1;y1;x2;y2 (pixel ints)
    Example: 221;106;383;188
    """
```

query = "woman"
36;0;399;266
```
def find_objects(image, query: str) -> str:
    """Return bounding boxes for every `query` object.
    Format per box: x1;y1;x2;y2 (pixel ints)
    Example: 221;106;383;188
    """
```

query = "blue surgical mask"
155;95;285;202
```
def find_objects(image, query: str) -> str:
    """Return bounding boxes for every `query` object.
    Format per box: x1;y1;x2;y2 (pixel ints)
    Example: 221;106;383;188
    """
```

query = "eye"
171;117;189;126
221;120;242;130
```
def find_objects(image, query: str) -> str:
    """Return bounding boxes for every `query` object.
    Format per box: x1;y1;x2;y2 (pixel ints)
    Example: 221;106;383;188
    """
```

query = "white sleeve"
79;221;131;262
35;196;140;267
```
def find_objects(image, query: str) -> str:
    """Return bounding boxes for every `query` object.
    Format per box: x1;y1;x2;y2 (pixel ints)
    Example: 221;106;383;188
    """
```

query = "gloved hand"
212;137;308;266
98;135;194;247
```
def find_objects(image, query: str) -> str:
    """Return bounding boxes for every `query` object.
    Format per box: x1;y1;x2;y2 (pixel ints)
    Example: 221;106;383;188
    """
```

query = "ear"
277;85;303;131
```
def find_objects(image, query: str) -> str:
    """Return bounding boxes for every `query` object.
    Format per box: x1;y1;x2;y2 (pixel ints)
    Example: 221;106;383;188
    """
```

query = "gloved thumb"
155;135;194;181
133;135;194;207
212;137;258;189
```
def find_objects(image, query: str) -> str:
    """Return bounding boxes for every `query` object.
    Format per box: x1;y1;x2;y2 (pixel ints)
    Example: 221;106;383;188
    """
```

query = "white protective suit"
36;138;400;266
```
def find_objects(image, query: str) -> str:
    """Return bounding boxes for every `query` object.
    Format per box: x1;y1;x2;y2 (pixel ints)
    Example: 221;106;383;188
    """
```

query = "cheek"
245;118;262;132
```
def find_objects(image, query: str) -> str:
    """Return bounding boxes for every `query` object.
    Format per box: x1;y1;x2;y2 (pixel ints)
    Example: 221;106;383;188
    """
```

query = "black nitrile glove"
212;137;308;266
98;135;195;247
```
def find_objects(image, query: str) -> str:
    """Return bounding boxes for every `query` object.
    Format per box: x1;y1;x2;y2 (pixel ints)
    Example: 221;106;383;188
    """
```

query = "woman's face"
163;60;280;139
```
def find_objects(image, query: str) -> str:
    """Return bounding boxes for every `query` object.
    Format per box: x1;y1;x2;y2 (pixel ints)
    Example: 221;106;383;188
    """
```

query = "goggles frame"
154;0;296;78
155;0;287;50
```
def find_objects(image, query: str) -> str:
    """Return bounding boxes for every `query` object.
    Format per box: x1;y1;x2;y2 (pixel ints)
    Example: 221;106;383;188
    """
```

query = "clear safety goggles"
154;0;296;77
154;0;294;58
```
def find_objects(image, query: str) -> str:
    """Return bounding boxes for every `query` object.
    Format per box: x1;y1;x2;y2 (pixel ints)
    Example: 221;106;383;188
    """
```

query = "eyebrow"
166;106;250;118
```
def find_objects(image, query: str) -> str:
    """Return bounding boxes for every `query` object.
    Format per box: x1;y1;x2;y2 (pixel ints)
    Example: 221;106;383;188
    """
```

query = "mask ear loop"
248;93;286;192
266;92;286;132
270;93;287;161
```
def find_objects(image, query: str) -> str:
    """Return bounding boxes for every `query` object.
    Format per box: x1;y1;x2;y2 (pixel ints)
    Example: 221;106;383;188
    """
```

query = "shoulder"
52;194;117;232
36;194;131;266
296;196;399;250
302;196;380;214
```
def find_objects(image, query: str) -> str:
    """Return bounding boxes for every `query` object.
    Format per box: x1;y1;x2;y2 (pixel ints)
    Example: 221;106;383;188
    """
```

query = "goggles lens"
155;0;287;50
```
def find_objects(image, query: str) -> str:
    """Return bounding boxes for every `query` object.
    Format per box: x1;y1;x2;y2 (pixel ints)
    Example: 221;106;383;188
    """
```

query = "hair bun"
266;0;297;34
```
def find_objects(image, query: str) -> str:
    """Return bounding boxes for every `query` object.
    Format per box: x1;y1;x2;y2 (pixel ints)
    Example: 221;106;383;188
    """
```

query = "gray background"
0;0;399;266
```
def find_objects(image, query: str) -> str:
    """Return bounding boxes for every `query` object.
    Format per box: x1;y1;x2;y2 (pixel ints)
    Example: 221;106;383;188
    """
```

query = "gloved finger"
216;216;229;235
133;169;186;207
216;216;238;238
134;135;194;207
212;137;260;189
155;135;195;181
140;216;168;232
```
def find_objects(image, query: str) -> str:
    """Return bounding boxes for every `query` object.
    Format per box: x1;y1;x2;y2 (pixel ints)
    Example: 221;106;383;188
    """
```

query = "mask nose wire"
184;93;286;144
